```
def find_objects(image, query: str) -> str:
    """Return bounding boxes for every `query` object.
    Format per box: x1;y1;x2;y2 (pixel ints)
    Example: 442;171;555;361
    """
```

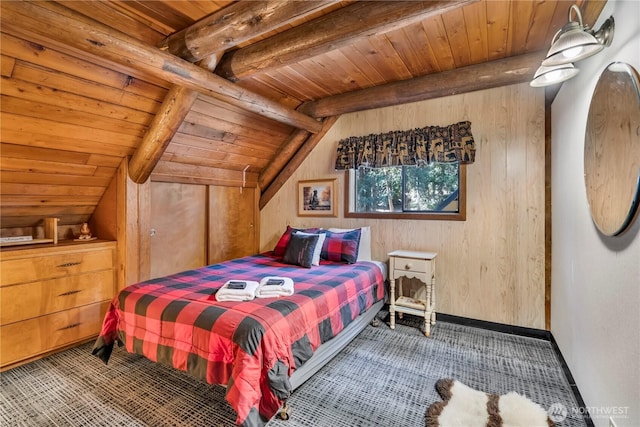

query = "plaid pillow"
273;226;320;257
319;229;361;264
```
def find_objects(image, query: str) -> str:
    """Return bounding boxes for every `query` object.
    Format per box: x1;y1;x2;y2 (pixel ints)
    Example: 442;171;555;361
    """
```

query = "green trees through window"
347;163;465;220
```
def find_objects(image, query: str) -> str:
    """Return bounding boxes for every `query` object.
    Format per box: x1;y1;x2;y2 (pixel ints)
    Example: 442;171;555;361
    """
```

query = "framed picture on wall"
298;179;337;217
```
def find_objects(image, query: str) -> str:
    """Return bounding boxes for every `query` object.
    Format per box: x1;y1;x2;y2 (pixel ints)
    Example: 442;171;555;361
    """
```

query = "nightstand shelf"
394;296;426;311
388;249;437;336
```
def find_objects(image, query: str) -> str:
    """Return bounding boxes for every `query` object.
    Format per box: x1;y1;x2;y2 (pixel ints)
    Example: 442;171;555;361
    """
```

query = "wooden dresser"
0;240;116;370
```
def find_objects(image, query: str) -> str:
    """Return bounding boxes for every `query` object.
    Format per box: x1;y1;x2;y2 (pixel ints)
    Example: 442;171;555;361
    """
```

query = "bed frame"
290;298;384;389
267;299;384;421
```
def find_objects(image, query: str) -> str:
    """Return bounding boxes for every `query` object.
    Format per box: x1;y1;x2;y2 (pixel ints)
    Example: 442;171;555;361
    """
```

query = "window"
345;163;466;220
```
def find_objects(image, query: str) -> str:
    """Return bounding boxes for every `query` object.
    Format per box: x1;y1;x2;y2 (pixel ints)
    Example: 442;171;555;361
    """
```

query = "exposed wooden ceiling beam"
298;51;545;118
133;5;338;184
131;2;340;184
0;1;322;134
258;129;310;192
216;0;477;82
128;49;221;184
158;1;340;63
260;116;339;209
128;86;198;184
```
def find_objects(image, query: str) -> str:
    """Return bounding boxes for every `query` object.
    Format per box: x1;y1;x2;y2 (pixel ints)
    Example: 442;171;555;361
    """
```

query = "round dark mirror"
584;62;640;236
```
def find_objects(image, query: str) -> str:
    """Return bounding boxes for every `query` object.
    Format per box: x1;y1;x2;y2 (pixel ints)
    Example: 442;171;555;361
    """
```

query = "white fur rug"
426;379;554;427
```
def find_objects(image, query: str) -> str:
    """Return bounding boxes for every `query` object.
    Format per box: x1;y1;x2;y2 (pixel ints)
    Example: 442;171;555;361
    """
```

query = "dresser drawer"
392;256;432;275
0;301;109;367
1;248;113;287
0;270;115;325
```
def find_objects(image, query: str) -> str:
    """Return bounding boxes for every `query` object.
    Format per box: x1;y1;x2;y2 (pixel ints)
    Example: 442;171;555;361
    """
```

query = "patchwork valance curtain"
335;120;476;170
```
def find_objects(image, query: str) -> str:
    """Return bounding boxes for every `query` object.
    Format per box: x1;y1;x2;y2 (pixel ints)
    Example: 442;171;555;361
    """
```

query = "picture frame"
298;178;337;217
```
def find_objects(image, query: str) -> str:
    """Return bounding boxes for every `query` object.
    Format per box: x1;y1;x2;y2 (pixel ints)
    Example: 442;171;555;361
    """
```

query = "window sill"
343;211;466;221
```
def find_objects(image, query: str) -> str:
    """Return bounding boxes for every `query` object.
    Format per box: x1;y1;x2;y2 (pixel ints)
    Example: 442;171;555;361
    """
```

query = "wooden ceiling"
0;0;606;228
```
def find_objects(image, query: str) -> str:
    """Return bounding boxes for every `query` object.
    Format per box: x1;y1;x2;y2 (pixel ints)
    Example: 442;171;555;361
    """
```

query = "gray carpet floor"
1;313;586;427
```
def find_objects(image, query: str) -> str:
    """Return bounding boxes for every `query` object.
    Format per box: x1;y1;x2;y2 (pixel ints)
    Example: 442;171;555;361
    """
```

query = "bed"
92;227;385;427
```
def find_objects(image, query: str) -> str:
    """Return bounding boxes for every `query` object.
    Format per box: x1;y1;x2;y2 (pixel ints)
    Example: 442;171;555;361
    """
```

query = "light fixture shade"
541;5;614;67
542;25;604;66
530;5;614;89
530;63;579;87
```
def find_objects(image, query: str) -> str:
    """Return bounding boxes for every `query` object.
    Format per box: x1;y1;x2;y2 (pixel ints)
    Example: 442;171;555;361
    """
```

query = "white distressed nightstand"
388;250;437;336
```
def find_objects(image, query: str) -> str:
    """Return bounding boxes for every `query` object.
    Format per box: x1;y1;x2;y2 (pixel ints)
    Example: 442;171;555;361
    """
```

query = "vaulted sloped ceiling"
0;0;606;228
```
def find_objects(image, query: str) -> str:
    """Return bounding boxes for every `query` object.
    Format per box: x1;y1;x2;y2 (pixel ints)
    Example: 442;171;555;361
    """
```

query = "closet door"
208;186;259;264
150;182;207;279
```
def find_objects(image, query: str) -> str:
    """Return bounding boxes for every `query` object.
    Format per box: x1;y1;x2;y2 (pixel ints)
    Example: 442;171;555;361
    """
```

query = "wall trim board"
548;334;595;427
436;312;550;340
545;98;552;331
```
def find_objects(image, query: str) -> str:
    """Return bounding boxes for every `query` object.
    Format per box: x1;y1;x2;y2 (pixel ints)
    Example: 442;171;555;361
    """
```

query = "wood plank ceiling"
0;0;606;228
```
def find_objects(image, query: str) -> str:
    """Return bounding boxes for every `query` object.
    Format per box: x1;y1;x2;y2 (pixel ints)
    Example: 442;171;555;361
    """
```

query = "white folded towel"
216;280;260;302
256;276;294;298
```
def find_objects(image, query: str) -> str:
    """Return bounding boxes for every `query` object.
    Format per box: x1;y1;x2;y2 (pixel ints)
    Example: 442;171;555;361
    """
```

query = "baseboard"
549;334;594;427
436;312;551;340
436;312;594;427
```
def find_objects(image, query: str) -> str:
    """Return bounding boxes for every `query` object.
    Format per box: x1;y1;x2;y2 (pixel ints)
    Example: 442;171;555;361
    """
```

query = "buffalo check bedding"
92;253;385;427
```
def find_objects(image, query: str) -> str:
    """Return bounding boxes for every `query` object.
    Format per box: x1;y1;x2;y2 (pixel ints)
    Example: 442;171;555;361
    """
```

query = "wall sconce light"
529;63;580;88
530;4;614;87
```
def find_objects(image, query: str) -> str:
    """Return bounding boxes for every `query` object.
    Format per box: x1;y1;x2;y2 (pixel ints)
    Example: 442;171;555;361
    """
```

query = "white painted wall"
551;1;640;426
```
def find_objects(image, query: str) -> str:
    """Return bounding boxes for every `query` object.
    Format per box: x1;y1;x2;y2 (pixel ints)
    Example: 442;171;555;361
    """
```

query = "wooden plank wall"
260;82;546;329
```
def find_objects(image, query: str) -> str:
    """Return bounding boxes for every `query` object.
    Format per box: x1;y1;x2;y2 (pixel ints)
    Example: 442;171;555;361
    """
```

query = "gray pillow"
283;233;319;268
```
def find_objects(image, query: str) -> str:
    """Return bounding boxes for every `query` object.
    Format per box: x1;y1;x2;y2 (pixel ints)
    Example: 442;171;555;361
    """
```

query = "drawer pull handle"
58;323;80;331
57;262;81;268
59;290;82;297
404;263;412;270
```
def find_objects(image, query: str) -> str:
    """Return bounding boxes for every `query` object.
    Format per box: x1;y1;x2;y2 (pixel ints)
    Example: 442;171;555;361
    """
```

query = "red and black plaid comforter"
93;253;384;427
